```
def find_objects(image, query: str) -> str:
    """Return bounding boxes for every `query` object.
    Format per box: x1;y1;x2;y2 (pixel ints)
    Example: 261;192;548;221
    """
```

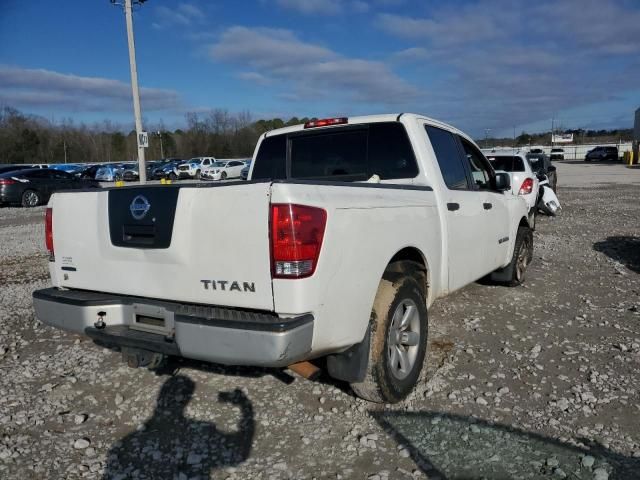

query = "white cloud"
378;0;640;133
209;27;420;105
276;0;341;15
0;65;182;113
153;3;205;29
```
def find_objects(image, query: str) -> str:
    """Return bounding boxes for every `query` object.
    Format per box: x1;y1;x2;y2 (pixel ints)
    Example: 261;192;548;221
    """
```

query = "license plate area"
130;304;174;335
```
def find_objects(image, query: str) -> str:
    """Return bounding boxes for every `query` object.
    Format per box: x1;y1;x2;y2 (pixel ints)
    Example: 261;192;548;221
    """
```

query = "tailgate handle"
483;202;492;210
122;224;156;245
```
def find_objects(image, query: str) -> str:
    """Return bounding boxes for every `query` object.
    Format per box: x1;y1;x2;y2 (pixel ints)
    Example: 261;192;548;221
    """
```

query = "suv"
550;148;564;161
585;146;618;162
176;157;216;179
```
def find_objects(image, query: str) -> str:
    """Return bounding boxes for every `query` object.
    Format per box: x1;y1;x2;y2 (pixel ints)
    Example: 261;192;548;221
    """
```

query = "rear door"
425;125;491;291
50;182;275;310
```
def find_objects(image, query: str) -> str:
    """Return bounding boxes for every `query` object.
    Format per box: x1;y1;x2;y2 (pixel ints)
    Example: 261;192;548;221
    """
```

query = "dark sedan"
0;168;100;207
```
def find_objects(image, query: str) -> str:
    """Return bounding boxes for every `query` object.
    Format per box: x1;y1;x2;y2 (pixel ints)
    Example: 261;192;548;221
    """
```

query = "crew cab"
33;114;532;403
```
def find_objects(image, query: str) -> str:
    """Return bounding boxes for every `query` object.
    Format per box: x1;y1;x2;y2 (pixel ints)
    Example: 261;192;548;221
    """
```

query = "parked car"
0;168;100;207
34;113;532;404
201;160;246;180
585;146;619;162
240;162;251;180
75;164;102;180
176;157;216;179
549;148;564;161
487;152;539;228
95;165;124;182
50;164;83;174
30;164;49;169
122;165;139;182
150;160;183;180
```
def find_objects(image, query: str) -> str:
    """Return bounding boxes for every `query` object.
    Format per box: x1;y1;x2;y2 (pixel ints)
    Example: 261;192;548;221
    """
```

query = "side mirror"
494;172;511;191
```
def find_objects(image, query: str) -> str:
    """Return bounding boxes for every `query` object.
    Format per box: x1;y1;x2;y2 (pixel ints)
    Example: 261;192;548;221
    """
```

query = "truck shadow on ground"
593;236;640;273
372;411;640;480
102;375;254;480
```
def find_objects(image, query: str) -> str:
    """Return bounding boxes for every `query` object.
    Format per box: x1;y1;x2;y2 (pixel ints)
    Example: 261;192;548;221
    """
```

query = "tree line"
0;106;317;165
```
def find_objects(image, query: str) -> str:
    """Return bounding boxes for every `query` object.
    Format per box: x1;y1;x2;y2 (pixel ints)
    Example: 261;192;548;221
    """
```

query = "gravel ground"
1;163;639;479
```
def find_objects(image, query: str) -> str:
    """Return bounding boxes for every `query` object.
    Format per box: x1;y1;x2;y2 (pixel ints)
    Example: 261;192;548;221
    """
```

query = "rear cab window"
487;156;525;172
251;122;419;182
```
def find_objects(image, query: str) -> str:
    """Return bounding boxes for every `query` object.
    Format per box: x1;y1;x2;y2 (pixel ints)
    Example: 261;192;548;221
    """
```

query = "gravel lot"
1;162;639;479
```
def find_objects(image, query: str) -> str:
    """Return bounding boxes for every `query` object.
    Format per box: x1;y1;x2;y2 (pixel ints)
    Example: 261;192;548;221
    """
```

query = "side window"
425;126;468;190
368;123;419;180
458;137;492;190
251;135;286;180
25;170;48;179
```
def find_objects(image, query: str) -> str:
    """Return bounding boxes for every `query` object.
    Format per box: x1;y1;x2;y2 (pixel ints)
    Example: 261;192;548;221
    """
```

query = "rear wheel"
169;172;177;181
21;189;41;208
350;265;428;403
195;170;201;180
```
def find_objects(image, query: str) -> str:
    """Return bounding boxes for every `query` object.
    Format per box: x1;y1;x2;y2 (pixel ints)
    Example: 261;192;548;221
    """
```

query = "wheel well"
519;216;530;229
386;247;429;296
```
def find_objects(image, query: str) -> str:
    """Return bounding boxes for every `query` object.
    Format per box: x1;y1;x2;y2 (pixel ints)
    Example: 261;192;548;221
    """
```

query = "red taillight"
0;178;17;185
270;204;327;278
45;208;54;257
304;117;348;129
519;178;534;195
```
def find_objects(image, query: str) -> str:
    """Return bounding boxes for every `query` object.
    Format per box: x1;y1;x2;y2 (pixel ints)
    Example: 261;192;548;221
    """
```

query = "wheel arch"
385;246;431;305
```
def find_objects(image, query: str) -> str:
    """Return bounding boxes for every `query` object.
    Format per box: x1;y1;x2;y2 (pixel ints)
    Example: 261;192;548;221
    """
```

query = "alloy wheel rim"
25;192;37;206
516;237;531;282
387;298;421;380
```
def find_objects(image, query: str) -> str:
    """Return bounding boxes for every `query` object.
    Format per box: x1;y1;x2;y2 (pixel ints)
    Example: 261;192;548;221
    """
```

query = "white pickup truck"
33;114;532;403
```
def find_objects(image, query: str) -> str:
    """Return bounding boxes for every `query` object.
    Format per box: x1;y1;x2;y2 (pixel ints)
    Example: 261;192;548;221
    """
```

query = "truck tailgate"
49;182;274;310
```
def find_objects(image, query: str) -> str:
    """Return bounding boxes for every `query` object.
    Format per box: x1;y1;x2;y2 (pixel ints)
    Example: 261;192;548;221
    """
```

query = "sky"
1;0;639;138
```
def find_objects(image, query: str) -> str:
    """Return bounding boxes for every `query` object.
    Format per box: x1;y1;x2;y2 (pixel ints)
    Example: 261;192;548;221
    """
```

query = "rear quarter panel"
270;182;442;354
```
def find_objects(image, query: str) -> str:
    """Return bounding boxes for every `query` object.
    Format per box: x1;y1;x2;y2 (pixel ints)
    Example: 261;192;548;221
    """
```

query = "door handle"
447;203;460;211
483;202;492;210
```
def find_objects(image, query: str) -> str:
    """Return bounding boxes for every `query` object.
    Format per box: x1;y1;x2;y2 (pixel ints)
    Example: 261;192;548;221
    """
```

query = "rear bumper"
33;287;314;368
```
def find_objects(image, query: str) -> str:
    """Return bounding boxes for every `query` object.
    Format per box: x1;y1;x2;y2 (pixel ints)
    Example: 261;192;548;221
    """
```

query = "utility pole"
484;128;491;148
551;117;555;148
111;0;147;183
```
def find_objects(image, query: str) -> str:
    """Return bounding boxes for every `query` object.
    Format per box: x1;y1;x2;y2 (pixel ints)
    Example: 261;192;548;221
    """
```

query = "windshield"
212;161;227;167
487;156;525;172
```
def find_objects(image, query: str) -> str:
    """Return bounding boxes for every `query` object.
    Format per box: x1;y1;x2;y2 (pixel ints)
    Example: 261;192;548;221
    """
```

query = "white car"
34;113;532;404
175;157;216;180
486;152;539;228
201;160;246;180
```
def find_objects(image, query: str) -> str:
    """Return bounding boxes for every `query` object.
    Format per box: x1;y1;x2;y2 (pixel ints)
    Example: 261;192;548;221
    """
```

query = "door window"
458;137;492;190
425;126;468;190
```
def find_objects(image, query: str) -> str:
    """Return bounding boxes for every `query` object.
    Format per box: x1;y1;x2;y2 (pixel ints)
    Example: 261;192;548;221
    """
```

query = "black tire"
169;172;177;181
21;189;41;208
195;170;201;180
221;171;227;180
350;265;428;403
490;226;533;286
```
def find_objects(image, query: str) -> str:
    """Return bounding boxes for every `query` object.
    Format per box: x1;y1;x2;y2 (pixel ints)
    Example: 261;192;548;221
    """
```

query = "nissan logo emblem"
130;195;151;220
